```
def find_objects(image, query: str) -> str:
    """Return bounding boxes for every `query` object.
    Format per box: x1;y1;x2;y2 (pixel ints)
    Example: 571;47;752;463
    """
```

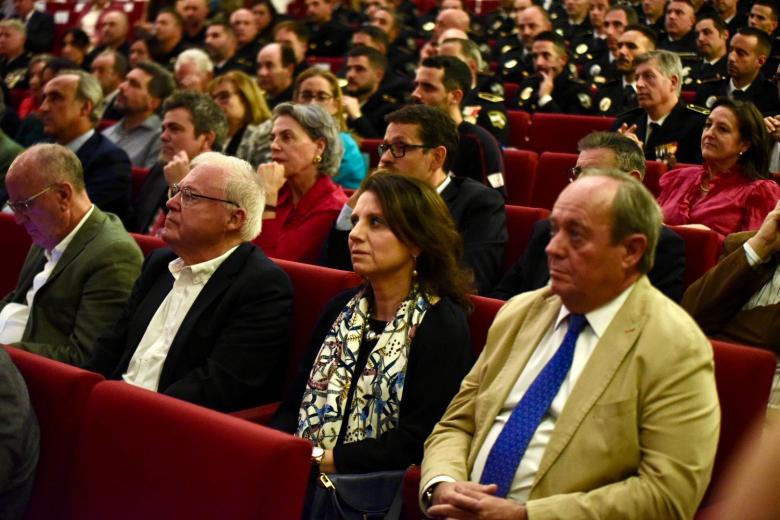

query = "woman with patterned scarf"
271;171;474;474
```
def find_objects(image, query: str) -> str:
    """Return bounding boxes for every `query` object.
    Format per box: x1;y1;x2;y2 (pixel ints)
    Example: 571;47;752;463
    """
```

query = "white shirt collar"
437;174;452;194
168;245;239;285
46;205;95;261
553;281;637;339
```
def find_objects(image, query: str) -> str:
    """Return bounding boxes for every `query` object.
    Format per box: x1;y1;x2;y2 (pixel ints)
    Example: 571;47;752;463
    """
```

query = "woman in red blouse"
658;98;780;240
255;103;347;262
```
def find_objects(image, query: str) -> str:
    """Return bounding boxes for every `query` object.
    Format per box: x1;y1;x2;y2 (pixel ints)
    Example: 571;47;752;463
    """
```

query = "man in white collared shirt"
0;144;142;364
83;152;294;413
420;169;719;519
39;69;132;222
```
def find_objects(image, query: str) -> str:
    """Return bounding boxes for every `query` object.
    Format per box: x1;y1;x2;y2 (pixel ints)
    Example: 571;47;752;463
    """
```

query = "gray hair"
577;131;646;179
189;151;265;240
175;48;214;74
11;144;86;192
580;167;662;274
59;69;104;125
0;19;25;36
272;102;343;176
442;37;484;73
634;50;683;96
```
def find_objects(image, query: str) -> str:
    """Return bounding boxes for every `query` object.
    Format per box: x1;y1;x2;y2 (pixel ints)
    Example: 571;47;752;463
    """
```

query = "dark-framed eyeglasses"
377;142;431;159
5;185;54;214
298;91;334;103
568;166;583;183
168;183;239;208
211;90;236;103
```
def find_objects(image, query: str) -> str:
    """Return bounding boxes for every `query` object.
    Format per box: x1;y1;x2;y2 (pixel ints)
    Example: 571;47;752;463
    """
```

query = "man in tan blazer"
421;170;720;519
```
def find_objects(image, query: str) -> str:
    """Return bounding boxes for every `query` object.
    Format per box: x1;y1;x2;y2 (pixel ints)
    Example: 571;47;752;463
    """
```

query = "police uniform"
462;82;509;145
453;121;506;196
571;33;609;66
498;44;534;84
694;74;780;115
612;102;708;164
512;73;595;114
594;79;638;116
659;31;697;54
347;90;400;139
482;9;516;41
151;40;188;71
214;53;255;77
687;56;727;87
553;17;592;44
642;17;666;38
267;84;294;110
307;20;351;57
234;39;262;71
388;34;418;79
0;53;29;91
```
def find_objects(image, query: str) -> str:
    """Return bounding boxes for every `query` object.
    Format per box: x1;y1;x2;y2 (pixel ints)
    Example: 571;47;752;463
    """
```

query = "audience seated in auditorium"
179;0;210;47
39;70;132;223
304;0;350;57
90;50;128;121
85;10;131;69
271;171;472;474
0;144;142;364
13;0;53;54
103;60;176;169
323;105;507;295
127;90;227;234
209;70;273;168
343;45;401;139
151;9;188;70
293;68;367;189
174;48;214;93
231;8;263;68
420;169;719;520
683;199;780;414
83;152;293;413
0;348;39;520
614;50;707;165
255;103;347;262
205;21;254;76
492;132;685;302
256;42;296;108
658;98;780;240
413;56;505;194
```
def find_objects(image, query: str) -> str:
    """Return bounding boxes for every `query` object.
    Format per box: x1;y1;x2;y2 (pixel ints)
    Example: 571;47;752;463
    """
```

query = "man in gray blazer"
0;144;143;364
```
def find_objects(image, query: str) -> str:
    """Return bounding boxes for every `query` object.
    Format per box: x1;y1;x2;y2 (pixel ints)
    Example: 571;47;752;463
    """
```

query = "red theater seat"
502;205;550;275
0;212;31;297
503;148;538;206
131;166;150;199
527;113;615;155
532;152;576;210
504;83;519;106
3;347;103;520
644;160;666;197
507;110;532;149
64;381;313;520
130;233;166;257
667;225;721;289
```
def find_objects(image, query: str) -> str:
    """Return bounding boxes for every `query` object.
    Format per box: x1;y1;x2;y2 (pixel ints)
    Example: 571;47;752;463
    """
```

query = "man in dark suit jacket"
39;70;132;223
0;145;143;365
613;50;707;164
83;152;293;413
14;0;54;53
492;131;686;301
322;105;507;295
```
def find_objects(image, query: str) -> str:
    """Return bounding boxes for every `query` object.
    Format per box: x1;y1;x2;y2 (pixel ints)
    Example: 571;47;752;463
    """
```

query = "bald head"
435;8;470;38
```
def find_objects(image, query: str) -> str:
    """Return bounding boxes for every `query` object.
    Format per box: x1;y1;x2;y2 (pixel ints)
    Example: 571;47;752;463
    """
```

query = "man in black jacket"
83;152;293;413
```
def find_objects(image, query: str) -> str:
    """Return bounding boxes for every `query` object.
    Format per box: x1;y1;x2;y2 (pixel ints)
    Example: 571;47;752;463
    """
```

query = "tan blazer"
422;277;720;519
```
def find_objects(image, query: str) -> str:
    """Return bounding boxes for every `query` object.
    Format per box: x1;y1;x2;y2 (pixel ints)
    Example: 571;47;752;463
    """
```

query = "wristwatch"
422;483;440;511
311;446;325;466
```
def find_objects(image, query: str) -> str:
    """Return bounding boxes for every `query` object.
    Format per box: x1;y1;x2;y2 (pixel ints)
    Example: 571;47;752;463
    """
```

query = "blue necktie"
479;313;589;498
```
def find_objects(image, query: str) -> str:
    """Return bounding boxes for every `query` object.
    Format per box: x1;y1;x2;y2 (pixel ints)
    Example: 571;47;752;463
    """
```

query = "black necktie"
647;122;661;146
623;85;637;106
732;89;747;101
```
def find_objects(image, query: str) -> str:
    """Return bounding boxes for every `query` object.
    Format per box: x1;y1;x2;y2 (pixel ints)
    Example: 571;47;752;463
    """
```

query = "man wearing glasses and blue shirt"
83;152;293;413
323;104;507;294
0;144;142;365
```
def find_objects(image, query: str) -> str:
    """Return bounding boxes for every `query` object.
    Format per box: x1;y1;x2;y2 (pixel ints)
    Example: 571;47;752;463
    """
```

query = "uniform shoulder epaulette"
478;92;504;103
686;103;711;115
570;77;587;85
675;51;697;58
382;93;398;104
697;76;723;85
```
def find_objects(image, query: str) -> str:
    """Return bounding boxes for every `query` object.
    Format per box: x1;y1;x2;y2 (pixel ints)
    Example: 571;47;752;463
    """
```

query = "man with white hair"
0;19;29;90
174;48;214;92
83;151;294;413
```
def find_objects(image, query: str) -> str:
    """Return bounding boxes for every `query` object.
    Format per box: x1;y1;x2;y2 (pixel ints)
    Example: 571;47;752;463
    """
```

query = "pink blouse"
658;165;780;239
254;175;347;263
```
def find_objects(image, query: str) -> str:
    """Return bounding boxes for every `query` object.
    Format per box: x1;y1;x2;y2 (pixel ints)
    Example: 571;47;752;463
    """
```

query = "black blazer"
83;243;294;413
491;219;686;302
75;132;132;223
320;176;507;295
612;102;707;164
24;11;55;54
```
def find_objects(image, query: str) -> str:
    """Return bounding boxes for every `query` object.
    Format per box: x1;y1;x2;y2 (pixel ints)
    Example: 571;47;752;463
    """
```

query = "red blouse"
254;175;347;263
658;165;780;240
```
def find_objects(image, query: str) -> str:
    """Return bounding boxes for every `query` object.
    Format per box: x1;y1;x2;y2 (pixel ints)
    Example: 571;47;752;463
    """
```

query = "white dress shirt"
423;283;636;504
0;205;95;343
122;246;238;391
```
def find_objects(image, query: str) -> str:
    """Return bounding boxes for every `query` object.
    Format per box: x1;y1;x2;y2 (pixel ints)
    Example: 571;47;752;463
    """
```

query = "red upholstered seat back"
502;205;551;274
3;347;104;520
64;381;313;520
273;259;362;387
130;233;166;257
507;110;532;149
0;212;31;297
532;152;576;210
467;295;505;357
528;113;615;154
503;148;538;206
666;225;721;289
130;167;151;200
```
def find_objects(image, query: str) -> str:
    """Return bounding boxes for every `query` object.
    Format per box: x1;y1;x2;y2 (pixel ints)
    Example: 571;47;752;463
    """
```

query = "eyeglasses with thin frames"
168;184;240;208
298;91;334;103
5;185;54;214
377;142;431;159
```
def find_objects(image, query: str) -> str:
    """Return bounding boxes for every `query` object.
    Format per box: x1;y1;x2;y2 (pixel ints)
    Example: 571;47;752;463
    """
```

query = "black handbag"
305;470;406;520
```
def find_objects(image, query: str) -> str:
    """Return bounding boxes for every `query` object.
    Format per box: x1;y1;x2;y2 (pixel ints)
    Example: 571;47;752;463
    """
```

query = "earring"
313;155;322;164
412;256;418;278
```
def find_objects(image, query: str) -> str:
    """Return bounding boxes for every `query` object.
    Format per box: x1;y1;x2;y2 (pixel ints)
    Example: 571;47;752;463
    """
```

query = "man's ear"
621;233;649;271
430;144;447;171
226;206;247;233
200;130;217;152
450;88;464;107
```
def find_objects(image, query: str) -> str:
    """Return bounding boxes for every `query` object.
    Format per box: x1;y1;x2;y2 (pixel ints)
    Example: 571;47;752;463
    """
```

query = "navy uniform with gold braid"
462;76;509;145
694;73;780;115
307;19;351;57
611;102;708;164
686;56;727;87
346;90;401;139
594;79;639;116
511;72;595;114
498;44;534;84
